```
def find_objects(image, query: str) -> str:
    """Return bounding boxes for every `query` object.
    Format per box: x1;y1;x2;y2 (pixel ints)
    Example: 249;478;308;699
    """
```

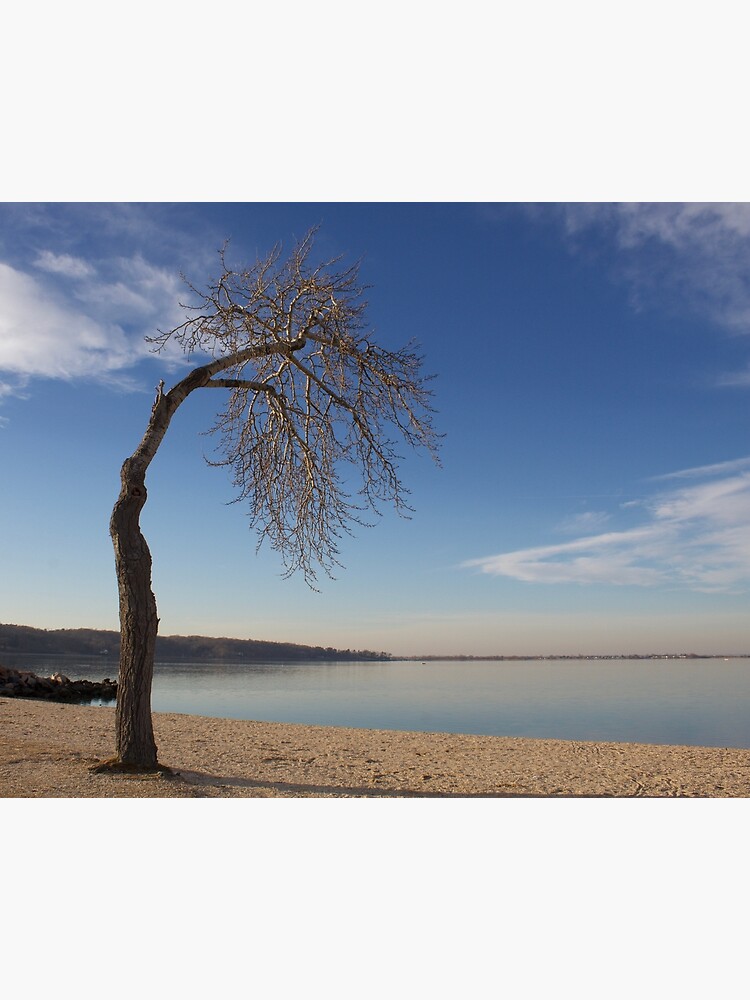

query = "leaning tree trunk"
107;382;180;770
110;457;160;768
105;359;254;769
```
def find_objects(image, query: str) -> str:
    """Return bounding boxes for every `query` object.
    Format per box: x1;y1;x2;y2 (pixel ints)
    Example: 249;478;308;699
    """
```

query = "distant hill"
0;623;390;662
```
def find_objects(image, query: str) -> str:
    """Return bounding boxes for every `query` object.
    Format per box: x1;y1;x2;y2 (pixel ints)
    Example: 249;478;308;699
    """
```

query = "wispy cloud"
717;365;750;388
651;456;750;481
33;250;96;280
556;510;611;534
552;203;750;382
0;251;188;398
464;460;750;593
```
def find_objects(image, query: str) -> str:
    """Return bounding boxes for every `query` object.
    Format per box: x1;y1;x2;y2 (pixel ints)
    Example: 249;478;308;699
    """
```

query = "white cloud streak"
556;510;611;534
717;365;750;388
557;203;750;362
464;462;750;593
0;252;188;397
33;250;96;279
651;456;750;481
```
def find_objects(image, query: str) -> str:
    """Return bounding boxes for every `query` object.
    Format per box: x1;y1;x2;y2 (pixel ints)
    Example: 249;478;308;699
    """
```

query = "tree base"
90;756;175;777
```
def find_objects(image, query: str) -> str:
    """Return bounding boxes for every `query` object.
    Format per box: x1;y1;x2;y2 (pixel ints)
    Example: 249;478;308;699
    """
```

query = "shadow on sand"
167;768;539;798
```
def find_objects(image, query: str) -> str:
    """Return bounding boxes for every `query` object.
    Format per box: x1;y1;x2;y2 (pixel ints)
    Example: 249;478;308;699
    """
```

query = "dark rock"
0;663;117;703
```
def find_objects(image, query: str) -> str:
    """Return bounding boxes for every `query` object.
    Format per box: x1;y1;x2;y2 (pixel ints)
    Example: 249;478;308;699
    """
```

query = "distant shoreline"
3;622;747;665
4;650;748;666
0;622;388;663
396;653;749;662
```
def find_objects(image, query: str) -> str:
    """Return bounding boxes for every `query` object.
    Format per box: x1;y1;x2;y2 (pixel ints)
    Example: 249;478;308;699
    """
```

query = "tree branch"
142;228;440;584
205;378;278;393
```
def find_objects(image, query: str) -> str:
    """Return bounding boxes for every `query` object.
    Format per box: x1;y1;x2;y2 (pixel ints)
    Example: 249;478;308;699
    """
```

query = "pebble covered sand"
3;696;750;797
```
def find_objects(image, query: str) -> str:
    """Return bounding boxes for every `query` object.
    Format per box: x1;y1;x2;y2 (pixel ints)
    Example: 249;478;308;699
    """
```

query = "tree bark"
110;457;160;767
109;385;179;769
107;355;271;769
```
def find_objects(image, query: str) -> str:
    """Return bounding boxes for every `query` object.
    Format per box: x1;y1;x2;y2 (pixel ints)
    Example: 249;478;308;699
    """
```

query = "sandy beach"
3;695;750;797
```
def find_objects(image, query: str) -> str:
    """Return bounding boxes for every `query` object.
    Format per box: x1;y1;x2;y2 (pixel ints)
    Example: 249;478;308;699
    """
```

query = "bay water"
5;653;750;749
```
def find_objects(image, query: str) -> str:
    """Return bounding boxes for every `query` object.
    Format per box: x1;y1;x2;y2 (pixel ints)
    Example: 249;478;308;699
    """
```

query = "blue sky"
1;202;749;656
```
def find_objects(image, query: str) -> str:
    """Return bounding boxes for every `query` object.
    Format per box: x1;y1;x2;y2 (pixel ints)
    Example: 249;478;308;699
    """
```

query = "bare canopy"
105;230;441;769
152;230;441;582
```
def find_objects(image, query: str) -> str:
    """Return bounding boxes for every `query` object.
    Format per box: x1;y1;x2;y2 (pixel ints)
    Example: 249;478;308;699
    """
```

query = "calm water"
6;653;750;749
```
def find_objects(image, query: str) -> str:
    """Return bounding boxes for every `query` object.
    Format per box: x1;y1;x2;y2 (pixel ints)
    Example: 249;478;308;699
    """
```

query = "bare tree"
100;230;441;771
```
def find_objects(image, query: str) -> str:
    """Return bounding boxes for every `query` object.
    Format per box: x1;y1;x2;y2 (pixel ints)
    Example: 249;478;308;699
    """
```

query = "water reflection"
3;653;750;749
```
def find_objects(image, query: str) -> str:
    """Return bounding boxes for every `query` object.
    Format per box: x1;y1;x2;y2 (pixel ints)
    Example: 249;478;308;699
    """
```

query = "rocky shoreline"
0;664;117;703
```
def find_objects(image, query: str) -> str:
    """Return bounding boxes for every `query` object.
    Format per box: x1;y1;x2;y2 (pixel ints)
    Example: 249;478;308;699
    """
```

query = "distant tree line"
0;624;390;662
